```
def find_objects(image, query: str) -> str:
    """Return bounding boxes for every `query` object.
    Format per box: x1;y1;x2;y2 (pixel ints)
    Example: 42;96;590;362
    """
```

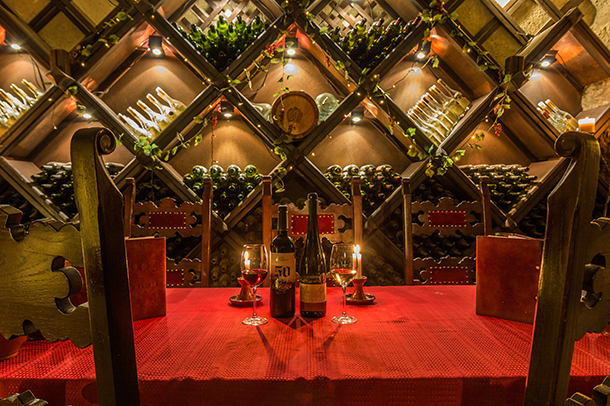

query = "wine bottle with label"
299;193;327;318
270;205;296;318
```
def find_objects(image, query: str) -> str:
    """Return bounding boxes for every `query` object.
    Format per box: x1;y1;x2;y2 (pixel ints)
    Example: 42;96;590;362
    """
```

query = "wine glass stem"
252;286;258;318
342;285;347;316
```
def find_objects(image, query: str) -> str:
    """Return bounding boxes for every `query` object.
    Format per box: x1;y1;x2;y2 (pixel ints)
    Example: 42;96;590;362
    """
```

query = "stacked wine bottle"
330;16;421;70
462;164;537;213
174;14;267;72
361;248;404;286
324;164;401;216
183;164;262;218
518;197;547;239
537;99;579;133
0;185;44;225
0;80;43;131
209;243;241;287
118;87;186;139
135;177;182;203
407;79;471;145
31;161;124;219
233;207;264;244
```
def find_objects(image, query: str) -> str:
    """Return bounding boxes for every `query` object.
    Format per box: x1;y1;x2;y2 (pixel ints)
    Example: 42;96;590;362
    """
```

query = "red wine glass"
241;244;269;326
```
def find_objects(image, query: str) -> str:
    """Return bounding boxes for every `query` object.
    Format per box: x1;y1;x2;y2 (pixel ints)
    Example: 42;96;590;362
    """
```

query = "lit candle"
244;251;250;270
578;117;596;133
354;244;362;278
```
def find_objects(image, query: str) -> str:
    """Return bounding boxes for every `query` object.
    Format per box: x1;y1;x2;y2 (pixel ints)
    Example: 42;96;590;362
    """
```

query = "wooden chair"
262;176;364;247
125;178;213;287
0;128;140;405
523;131;610;406
402;177;491;285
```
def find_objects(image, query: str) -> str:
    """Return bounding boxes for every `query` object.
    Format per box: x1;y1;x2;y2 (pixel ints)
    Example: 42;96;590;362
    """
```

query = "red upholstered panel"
148;212;187;229
428;210;467;227
290;214;334;235
429;265;470;284
166;269;185;287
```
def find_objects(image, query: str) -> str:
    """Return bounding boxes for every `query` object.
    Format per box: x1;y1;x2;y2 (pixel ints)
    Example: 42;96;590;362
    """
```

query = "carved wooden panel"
0;205;90;348
132;198;203;238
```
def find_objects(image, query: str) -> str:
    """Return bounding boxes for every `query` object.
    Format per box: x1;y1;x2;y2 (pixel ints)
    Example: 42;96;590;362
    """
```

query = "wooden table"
1;286;610;405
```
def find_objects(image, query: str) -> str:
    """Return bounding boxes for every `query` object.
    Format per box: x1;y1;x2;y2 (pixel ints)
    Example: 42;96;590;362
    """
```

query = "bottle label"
271;253;296;293
300;282;326;304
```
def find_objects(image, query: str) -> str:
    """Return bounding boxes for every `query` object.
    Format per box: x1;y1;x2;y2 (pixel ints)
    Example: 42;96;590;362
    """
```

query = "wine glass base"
242;315;268;326
331;315;357;325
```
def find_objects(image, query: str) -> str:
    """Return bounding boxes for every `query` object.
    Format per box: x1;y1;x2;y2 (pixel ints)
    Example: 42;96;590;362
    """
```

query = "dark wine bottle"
299;193;327;318
270;205;296;318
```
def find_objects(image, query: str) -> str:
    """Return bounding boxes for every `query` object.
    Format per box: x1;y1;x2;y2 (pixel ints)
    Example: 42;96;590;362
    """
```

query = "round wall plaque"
271;91;319;139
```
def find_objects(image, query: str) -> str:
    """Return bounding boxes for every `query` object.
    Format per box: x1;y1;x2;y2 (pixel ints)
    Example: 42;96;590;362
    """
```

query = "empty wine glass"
240;244;269;326
329;243;358;324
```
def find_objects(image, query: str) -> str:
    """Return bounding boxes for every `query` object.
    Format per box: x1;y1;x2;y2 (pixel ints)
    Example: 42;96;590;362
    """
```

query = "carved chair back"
125;179;213;287
524;132;610;406
0;128;140;405
403;177;491;285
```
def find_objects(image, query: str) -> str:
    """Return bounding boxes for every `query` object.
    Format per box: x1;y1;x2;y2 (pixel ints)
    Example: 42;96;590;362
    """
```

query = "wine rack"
0;0;609;287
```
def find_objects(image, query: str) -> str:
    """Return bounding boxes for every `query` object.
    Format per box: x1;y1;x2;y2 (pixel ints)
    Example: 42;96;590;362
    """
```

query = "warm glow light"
284;61;299;75
223;112;233;118
578;117;596;133
244;251;250;269
354;244;362;278
152;48;162;56
540;60;550;67
286;48;296;56
10;44;21;50
416;51;426;59
83;113;92;119
351;116;361;123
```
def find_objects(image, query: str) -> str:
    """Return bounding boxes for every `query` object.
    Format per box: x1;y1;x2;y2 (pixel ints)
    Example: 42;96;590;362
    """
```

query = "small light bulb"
417;51;426;59
11;44;21;50
352;116;362;123
83;113;92;119
286;48;296;56
223;112;233;118
541;60;551;67
152;48;162;56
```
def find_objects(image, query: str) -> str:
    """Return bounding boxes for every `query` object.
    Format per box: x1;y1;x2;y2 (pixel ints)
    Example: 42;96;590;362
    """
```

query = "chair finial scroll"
524;131;600;406
71;128;140;406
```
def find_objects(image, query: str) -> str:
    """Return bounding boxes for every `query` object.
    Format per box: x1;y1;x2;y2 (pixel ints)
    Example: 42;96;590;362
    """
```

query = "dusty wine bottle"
270;205;296;318
299;193;327;318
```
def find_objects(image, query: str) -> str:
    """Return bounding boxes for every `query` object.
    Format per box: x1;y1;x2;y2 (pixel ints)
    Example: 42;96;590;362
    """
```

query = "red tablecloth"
1;286;610;405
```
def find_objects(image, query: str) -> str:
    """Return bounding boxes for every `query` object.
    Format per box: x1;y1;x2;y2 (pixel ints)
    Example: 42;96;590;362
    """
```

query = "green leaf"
503;74;513;83
282;58;289;66
454;149;465;156
450;30;457;38
176;132;184;142
278;77;284;83
475;131;485;142
432;56;439;68
479;64;488;72
286;75;292;81
436;166;447;176
319;26;329;35
407;127;417;137
473;144;483;151
193;116;204;124
108;34;120;44
194;133;203;146
273;138;283;145
427;144;435;153
232;79;241;85
344;70;349;81
468;41;477;47
496;107;504;118
273;91;280;98
277;167;287;176
164;152;171;161
116;11;132;21
418;151;428;161
408;147;418;157
270;58;281;64
276;46;285;53
98;38;108;44
424;28;430;38
429;0;437;7
450;11;459;20
281;87;289;93
76;104;87;115
425;167;436;177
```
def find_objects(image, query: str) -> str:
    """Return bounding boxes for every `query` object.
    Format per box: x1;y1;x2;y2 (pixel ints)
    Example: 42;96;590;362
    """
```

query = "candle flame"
244;251;250;269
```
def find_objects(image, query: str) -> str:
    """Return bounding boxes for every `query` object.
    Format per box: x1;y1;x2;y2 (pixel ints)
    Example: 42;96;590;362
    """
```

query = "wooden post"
351;178;363;277
50;49;71;76
71;128;140;405
402;178;413;285
201;178;213;287
123;178;135;238
262;176;272;287
479;176;491;236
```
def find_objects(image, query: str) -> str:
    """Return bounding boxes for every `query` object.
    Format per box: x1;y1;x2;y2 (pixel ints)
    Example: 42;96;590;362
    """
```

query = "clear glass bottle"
0;89;26;113
538;102;567;133
156;87;186;113
127;106;161;137
437;79;471;111
407;110;444;145
417;99;455;132
299;193;327;318
22;79;43;98
413;105;451;137
545;99;579;131
422;94;459;124
119;113;154;139
137;100;169;131
429;85;465;119
147;93;176;121
10;84;36;107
